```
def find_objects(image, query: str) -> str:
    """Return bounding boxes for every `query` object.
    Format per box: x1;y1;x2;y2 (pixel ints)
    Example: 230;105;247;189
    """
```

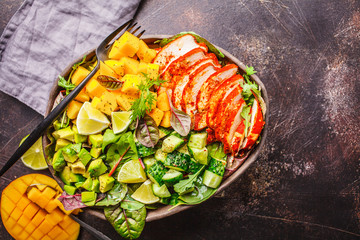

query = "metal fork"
0;19;145;176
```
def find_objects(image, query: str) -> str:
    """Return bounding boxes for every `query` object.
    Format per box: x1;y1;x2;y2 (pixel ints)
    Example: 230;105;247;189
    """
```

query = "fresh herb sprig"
240;66;260;106
58;76;75;95
130;74;165;122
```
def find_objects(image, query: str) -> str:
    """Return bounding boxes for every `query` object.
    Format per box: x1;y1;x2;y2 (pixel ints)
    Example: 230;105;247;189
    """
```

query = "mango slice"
1;174;80;240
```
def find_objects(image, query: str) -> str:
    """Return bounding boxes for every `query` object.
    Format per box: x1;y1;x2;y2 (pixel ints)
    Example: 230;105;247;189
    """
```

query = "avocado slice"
59;166;85;185
89;134;103;148
91;178;100;193
78;148;92;166
55;139;71;152
70;161;86;175
99;174;115;193
81;177;93;191
72;125;87;143
90;147;102;158
62;144;79;163
64;185;77;195
88;159;108;177
81;191;97;206
52;150;66;172
52;126;74;141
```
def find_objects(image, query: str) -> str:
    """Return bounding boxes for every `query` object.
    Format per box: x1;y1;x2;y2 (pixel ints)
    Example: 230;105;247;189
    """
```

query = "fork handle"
70;214;112;240
0;64;99;176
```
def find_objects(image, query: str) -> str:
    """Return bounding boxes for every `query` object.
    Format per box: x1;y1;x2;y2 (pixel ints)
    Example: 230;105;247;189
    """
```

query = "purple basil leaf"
97;75;124;90
57;191;87;211
166;91;191;136
135;114;159;148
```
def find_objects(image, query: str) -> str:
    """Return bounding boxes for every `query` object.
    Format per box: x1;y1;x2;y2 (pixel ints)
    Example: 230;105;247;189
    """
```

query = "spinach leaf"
173;166;205;195
95;182;128;207
156;32;225;59
207;142;227;161
121;196;145;211
166;91;191;136
104;203;146;239
178;176;217;204
135;114;159;148
102;129;122;151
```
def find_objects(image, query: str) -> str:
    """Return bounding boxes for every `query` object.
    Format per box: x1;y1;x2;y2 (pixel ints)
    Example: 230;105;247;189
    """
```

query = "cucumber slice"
159;127;172;139
176;144;190;155
164;152;190;172
155;149;167;163
188;147;208;165
202;170;222;188
188;132;207;149
143;156;157;170
162;169;183;185
152;183;171;198
162;135;185;153
136;142;155;158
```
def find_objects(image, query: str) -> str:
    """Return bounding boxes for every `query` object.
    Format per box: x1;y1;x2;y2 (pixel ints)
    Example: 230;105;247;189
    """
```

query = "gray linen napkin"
0;0;141;115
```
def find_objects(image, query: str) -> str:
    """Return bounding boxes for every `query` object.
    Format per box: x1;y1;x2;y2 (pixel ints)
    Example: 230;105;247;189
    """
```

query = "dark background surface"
1;0;359;239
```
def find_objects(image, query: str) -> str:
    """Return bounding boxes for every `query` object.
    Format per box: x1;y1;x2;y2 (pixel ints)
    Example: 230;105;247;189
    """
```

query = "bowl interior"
43;35;269;222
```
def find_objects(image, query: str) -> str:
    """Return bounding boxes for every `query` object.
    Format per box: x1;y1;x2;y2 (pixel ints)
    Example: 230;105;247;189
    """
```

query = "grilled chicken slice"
172;57;219;111
240;99;265;151
153;34;208;75
206;75;244;129
194;64;238;130
182;63;219;119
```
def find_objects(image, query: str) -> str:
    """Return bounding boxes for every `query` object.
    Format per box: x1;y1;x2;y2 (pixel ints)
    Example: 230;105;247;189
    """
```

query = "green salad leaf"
178;176;217;204
58;76;75;95
96;182;128;207
173;166;205;195
102;129;122;151
241;105;251;137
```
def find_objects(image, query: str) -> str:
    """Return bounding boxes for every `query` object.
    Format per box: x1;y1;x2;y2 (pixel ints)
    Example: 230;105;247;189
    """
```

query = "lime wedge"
76;102;110;135
131;179;160;204
19;135;48;170
118;159;147;183
111;111;132;134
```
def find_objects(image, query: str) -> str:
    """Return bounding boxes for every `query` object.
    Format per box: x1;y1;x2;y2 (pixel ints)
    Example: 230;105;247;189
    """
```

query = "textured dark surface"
1;0;360;239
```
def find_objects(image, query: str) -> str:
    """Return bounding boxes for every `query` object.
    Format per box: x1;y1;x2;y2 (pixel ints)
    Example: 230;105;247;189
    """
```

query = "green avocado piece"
72;125;87;143
75;182;84;189
92;178;100;193
90;147;102;158
62;144;79;163
58;166;73;185
53;120;62;131
82;171;90;178
98;174;115;193
52;126;74;141
81;191;97;206
52;150;66;172
78;148;92;166
64;185;77;195
70;161;86;175
55;139;71;152
89;134;103;148
88;159;108;177
82;177;93;191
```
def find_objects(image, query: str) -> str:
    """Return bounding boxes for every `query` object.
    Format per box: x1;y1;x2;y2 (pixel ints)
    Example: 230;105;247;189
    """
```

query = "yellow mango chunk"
71;66;90;85
74;88;90;103
100;61;119;79
86;78;107;99
147;63;160;80
121;74;141;94
114;91;139;111
138;61;148;75
156;92;171;111
120;56;140;75
67;100;83;119
0;174;80;240
91;91;118;115
104;59;125;76
160;111;171;127
137;40;157;63
109;31;140;59
148;108;164;126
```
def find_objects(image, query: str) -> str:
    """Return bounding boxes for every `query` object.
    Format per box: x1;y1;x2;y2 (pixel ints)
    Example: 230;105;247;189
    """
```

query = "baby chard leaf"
97;75;124;90
135;114;160;148
166;91;191;136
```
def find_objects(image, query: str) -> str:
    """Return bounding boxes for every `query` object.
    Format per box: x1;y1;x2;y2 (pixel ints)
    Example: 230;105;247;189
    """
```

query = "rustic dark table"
1;0;359;239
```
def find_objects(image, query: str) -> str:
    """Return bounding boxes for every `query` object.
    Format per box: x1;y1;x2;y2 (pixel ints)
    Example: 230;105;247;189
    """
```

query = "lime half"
111;111;132;134
118;159;147;183
76;102;110;135
131;179;160;204
19;135;48;170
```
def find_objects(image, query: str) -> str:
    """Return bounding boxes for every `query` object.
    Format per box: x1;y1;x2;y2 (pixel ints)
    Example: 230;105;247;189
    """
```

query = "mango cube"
120;57;140;75
121;74;141;94
48;225;63;239
138;61;148;75
148;108;164;126
91;91;118;115
137;40;157;63
74;88;90;103
71;66;90;85
157;92;171;111
104;60;125;76
86;78;107;99
109;31;140;59
23;202;40;220
67;100;82;119
31;209;47;227
100;61;119;79
114;91;139;111
160;111;171;127
147;63;160;80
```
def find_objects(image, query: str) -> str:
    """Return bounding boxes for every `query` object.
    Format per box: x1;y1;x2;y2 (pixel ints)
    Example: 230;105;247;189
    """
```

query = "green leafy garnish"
130;74;165;122
173;166;205;195
240;105;251;137
240;66;260;106
58;76;75;95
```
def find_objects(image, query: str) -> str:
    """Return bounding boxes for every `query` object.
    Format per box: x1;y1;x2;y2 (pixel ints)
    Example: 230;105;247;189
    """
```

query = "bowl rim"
43;34;269;222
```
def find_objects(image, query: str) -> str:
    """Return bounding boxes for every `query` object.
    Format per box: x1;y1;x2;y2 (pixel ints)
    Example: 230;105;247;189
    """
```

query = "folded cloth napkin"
0;0;141;115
